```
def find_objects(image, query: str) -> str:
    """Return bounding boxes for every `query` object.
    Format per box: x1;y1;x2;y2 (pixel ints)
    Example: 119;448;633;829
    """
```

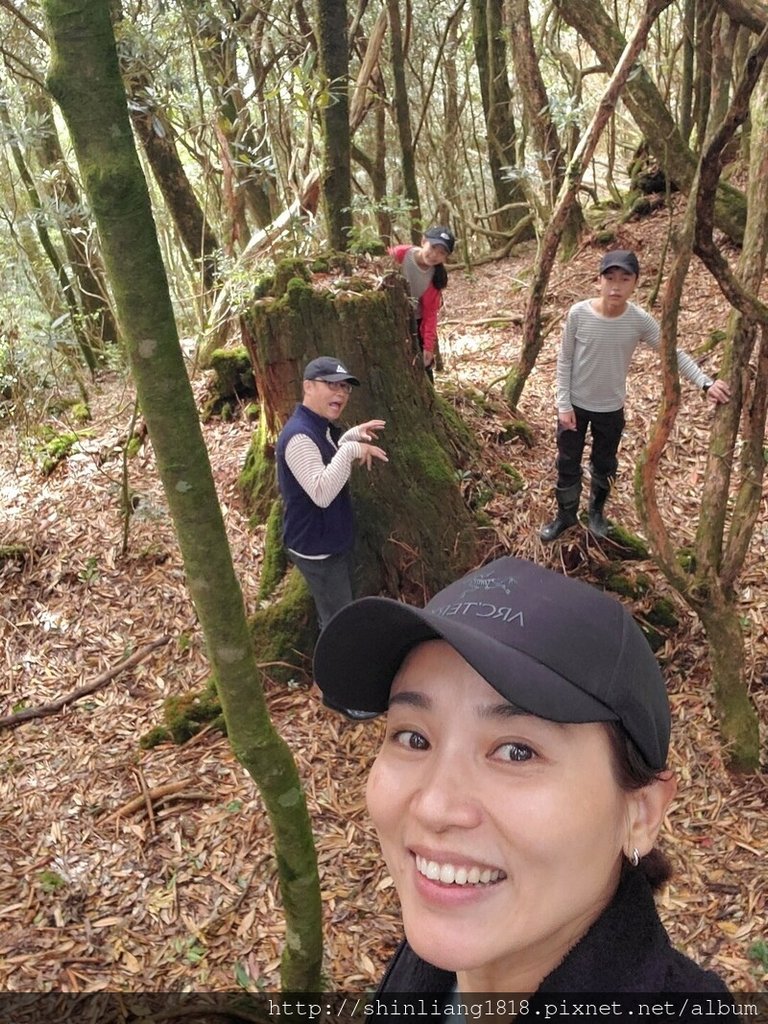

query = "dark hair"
432;264;448;291
605;721;673;891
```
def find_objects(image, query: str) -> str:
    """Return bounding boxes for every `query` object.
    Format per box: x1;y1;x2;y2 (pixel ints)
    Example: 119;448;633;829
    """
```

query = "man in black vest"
276;356;387;718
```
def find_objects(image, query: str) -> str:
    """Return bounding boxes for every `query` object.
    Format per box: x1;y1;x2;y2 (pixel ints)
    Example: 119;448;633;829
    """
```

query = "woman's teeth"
415;855;504;886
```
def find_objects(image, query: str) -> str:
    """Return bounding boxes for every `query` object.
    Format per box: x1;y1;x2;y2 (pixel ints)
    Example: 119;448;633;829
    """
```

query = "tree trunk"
506;0;584;251
316;0;353;250
239;262;481;661
0;98;99;373
42;0;323;988
387;0;422;240
470;0;531;238
554;0;747;244
27;87;120;352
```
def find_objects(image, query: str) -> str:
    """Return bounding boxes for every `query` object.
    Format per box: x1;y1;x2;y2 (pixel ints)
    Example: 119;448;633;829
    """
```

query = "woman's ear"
625;772;677;858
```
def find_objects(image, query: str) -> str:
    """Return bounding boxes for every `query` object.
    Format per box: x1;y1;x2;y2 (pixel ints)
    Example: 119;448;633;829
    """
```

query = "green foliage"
345;193;414;253
748;940;768;971
38;870;66;894
35;427;84;475
499;462;525;493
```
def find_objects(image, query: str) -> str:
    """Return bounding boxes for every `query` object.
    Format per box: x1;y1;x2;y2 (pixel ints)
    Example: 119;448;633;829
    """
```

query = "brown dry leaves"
0;222;766;993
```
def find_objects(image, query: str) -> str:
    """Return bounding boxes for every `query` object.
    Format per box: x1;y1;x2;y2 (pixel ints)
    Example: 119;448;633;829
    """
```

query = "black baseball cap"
424;226;455;253
313;556;670;769
303;356;360;386
600;249;640;276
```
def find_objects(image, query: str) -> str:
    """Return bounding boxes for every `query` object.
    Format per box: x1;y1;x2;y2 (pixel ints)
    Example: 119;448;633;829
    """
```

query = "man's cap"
600;249;640;276
314;556;670;769
303;356;360;386
424;225;455;253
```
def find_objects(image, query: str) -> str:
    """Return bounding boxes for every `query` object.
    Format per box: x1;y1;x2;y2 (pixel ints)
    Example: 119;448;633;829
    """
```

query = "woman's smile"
367;639;637;992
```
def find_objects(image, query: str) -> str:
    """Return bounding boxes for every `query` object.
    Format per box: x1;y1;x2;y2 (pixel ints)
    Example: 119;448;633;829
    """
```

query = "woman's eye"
494;741;535;763
392;730;429;751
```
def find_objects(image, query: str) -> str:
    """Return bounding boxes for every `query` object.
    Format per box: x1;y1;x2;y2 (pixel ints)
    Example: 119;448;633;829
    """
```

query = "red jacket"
388;245;442;353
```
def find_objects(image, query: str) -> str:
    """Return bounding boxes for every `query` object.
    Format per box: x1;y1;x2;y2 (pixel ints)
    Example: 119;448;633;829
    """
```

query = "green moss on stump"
259;500;288;600
249;568;317;683
239;416;276;522
605;524;649;560
274;259;311;298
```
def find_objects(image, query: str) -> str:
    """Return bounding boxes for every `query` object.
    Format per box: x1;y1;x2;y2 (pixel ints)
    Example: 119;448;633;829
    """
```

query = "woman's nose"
409;756;483;831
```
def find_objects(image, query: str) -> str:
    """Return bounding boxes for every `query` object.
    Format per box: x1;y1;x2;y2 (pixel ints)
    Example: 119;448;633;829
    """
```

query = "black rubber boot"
539;483;581;542
588;480;612;537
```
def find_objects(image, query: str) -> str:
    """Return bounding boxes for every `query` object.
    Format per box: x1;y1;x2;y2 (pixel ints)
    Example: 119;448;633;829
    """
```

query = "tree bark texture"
387;0;422;240
555;0;747;244
506;0;584;250
470;0;530;237
42;0;322;988
315;0;353;250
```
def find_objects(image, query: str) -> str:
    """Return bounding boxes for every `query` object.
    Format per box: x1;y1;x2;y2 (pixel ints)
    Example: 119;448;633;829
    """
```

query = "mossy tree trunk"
470;0;532;239
42;0;322;989
316;0;353;251
636;50;768;772
240;262;481;666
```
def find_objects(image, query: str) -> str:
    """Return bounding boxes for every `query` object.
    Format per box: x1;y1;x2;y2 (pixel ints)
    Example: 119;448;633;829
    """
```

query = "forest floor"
1;207;767;998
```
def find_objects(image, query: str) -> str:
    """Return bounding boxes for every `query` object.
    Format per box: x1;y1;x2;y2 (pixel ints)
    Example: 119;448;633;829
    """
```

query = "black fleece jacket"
376;868;731;1001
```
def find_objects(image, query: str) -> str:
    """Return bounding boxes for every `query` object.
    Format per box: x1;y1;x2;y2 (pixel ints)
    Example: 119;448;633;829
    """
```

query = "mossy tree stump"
239;259;482;676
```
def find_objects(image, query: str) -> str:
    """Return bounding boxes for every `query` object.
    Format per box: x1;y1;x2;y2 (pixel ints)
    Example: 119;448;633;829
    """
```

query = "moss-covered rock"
202;346;257;420
498;463;525;494
499;419;535;447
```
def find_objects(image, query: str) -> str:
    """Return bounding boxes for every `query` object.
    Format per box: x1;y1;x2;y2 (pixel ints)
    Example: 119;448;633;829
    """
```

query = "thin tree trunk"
470;0;529;236
42;0;323;988
387;0;421;240
0;98;98;372
316;0;352;250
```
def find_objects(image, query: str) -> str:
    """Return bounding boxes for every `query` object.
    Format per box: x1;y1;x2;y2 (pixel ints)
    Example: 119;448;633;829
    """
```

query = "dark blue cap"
313;556;670;769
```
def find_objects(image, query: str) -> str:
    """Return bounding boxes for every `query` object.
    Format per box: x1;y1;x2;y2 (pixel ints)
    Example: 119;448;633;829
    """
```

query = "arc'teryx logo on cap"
429;570;524;625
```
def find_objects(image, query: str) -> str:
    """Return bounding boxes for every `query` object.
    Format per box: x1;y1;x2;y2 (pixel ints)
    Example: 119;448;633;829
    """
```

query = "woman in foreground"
314;556;732;997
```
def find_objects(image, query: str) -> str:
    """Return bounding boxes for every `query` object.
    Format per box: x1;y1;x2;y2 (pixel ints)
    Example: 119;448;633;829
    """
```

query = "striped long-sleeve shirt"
284;425;364;510
556;300;712;413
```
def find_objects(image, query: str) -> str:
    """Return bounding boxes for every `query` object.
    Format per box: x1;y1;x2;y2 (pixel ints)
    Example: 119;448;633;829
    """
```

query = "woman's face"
366;640;642;993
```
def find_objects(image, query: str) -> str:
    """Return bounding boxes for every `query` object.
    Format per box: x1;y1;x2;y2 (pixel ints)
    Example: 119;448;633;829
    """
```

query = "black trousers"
556;405;625;489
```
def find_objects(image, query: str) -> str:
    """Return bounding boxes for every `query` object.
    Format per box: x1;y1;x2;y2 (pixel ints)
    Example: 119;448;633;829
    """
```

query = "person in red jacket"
389;225;455;378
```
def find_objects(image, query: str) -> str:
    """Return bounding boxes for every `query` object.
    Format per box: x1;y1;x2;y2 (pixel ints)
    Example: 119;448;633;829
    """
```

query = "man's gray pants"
289;550;354;632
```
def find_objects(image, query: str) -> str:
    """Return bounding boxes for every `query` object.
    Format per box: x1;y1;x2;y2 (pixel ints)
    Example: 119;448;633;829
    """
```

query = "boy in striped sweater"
540;250;730;542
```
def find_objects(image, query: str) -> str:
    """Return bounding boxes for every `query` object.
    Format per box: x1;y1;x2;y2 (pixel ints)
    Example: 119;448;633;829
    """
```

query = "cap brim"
601;261;636;274
313;596;619;724
311;373;360;385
